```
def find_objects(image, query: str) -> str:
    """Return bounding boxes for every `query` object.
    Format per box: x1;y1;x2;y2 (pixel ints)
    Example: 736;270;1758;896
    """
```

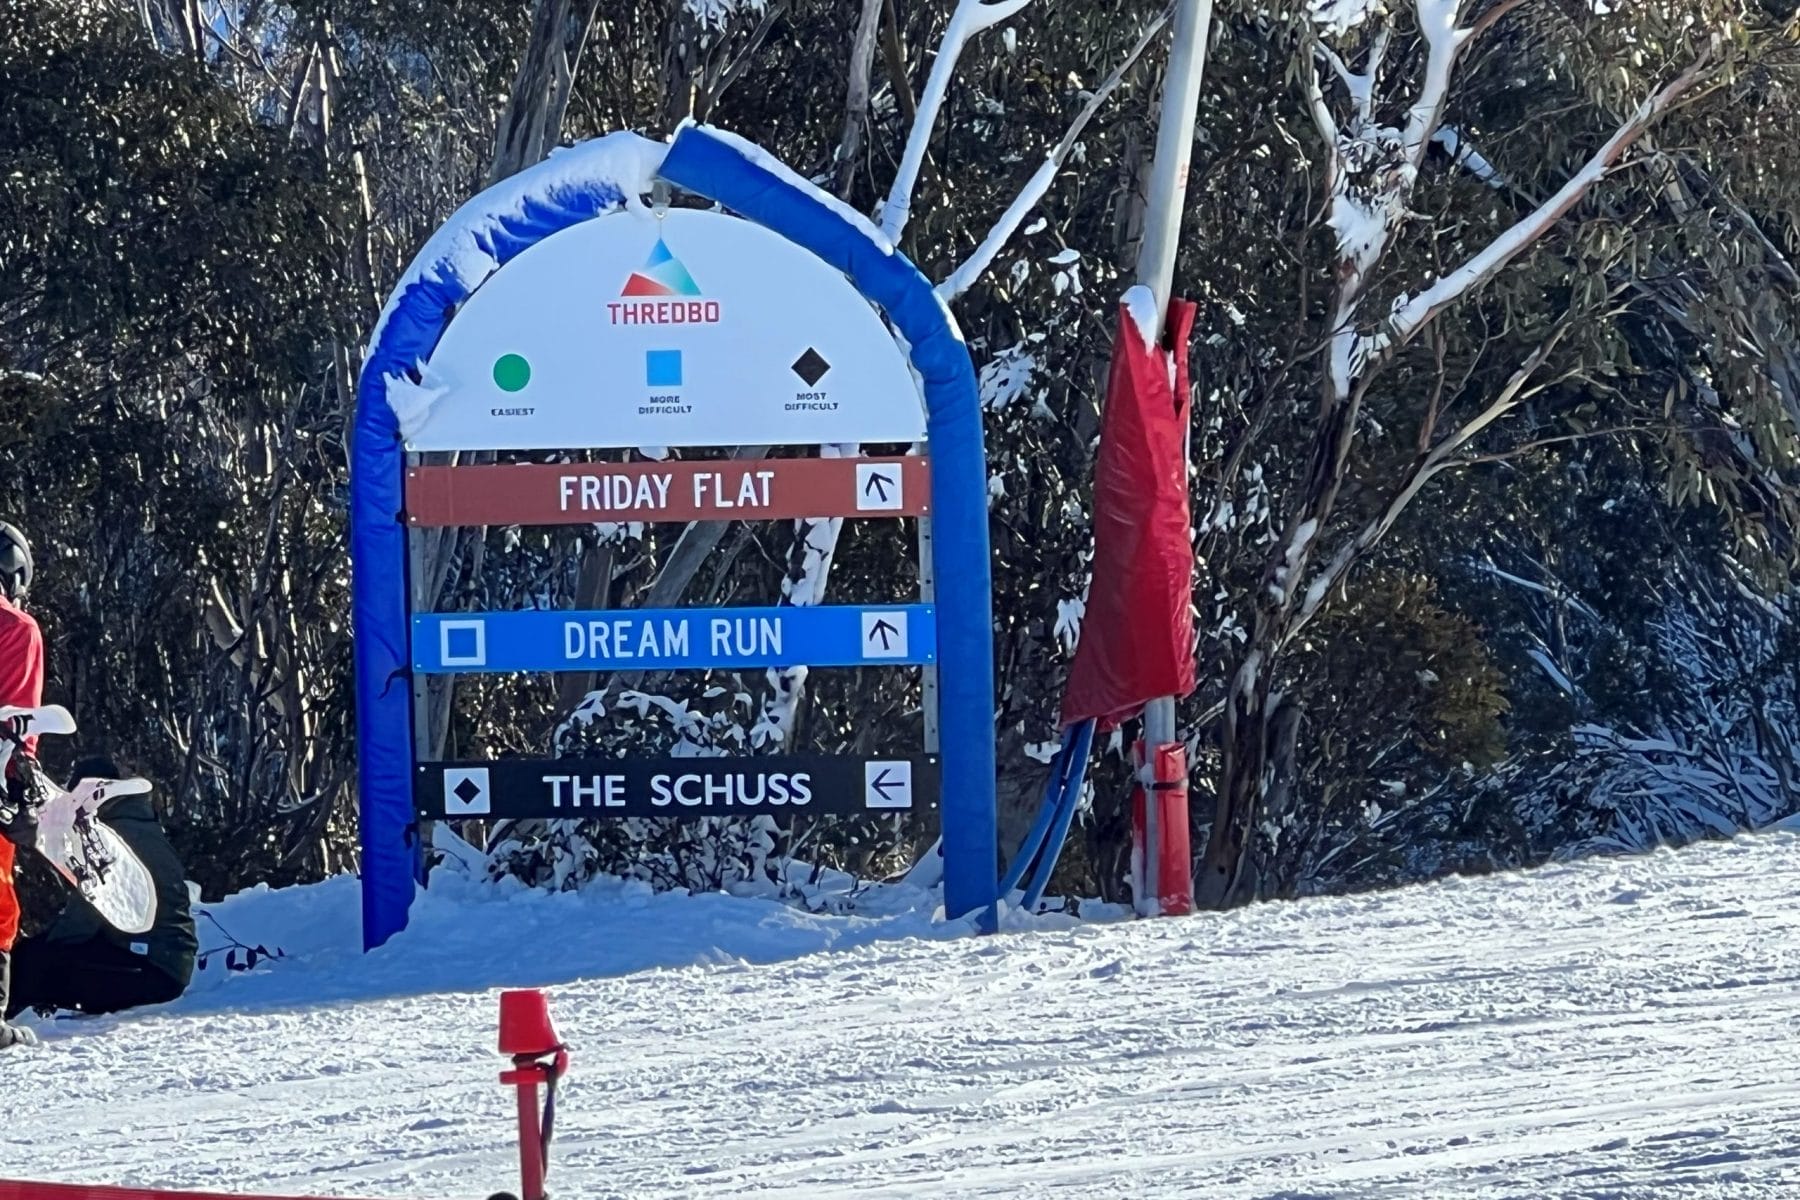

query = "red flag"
1060;297;1197;729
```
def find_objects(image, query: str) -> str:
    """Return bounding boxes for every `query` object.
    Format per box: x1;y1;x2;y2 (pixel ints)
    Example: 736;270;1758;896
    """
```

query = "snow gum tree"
1190;0;1800;904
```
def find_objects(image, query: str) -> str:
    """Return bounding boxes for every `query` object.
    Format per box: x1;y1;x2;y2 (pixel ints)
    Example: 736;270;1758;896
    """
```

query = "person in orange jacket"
0;520;45;1049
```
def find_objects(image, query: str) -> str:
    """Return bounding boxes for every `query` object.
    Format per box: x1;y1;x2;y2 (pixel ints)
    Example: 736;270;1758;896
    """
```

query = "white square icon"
438;618;488;668
860;610;909;659
855;463;904;512
864;760;913;809
443;767;491;816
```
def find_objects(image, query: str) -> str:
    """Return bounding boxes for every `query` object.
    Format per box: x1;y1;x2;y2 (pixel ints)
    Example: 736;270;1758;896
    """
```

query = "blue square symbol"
646;349;683;388
445;625;481;661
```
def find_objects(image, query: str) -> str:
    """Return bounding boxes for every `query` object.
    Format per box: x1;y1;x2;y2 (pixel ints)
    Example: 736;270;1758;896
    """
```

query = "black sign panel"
416;755;940;820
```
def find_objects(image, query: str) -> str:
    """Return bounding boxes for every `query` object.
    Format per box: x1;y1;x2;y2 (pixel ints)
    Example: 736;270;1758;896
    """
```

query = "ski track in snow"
6;836;1800;1198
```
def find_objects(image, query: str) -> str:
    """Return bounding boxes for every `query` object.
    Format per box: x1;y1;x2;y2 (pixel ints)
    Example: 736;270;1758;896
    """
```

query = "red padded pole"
506;1071;544;1200
1150;741;1191;915
1130;741;1191;916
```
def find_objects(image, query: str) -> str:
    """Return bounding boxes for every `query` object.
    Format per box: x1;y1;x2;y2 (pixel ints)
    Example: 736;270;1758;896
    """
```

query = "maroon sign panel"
405;456;930;526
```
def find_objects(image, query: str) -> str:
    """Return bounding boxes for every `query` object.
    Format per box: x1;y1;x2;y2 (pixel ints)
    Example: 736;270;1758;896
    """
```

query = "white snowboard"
0;704;159;935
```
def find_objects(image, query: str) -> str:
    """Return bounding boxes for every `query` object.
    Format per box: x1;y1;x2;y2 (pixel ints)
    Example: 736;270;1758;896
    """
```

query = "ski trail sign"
406;457;930;526
416;756;940;820
353;129;999;949
387;210;944;859
413;605;937;673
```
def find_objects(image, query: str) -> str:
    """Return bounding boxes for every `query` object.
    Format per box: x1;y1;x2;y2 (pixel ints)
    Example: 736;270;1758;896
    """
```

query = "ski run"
5;829;1800;1198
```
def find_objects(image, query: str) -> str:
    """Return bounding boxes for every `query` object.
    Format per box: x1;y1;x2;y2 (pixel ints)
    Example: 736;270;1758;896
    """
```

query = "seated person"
4;755;198;1019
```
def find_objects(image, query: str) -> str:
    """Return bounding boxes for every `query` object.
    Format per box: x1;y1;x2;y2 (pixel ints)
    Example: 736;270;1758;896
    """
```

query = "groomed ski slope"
6;831;1800;1199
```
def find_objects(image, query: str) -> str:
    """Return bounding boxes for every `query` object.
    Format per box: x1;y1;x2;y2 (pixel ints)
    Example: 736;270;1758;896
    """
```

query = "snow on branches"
685;0;768;31
1305;1;1719;402
1310;0;1390;39
1274;0;1727;646
1197;1;1742;898
881;0;1038;243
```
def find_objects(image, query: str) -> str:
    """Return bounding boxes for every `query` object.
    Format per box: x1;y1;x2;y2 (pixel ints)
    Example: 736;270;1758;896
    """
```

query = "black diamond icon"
792;348;831;387
453;777;484;805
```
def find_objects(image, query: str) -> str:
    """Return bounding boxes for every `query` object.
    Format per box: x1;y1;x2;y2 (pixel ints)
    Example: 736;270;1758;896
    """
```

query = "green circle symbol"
493;353;532;392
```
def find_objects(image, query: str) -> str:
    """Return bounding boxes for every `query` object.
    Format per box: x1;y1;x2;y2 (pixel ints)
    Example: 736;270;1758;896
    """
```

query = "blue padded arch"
351;127;997;949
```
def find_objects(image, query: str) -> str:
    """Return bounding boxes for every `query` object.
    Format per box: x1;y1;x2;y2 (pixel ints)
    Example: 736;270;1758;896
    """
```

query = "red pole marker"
497;989;569;1200
1130;740;1192;917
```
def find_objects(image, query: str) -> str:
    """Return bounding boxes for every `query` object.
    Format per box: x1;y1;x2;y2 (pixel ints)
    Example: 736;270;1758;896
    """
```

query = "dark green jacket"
42;792;197;986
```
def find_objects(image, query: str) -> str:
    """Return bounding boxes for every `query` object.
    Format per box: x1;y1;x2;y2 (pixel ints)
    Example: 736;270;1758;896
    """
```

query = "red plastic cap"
498;989;561;1058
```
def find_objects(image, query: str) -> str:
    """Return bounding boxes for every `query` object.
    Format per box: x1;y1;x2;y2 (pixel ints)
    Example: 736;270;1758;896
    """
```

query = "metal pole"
918;509;940;755
1134;0;1214;331
1133;0;1213;914
405;452;437;865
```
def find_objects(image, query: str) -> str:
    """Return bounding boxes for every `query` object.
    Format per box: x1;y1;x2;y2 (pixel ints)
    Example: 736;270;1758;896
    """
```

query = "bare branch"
880;0;919;126
1281;321;1574;649
705;1;787;115
1317;41;1357;95
1450;424;1700;467
936;5;1171;301
1380;47;1718;356
1398;0;1464;172
835;0;888;198
880;0;1039;242
1466;0;1531;45
1302;54;1340;200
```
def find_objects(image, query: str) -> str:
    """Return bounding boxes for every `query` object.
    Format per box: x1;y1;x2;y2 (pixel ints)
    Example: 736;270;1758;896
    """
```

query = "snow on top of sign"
369;131;669;359
694;124;897;257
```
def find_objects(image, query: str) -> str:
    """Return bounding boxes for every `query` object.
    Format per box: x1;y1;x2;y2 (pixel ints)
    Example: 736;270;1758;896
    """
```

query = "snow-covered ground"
6;832;1800;1198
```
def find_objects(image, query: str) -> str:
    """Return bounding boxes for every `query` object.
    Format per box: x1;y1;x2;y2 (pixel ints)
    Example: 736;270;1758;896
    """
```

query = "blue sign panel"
414;604;936;674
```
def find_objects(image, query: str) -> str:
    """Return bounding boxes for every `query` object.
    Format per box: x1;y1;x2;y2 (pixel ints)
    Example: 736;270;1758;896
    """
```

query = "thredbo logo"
607;238;721;326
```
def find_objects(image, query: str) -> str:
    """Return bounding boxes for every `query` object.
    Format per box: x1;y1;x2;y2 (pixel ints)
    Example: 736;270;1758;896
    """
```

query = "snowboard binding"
67;804;116;889
0;703;160;934
0;712;55;844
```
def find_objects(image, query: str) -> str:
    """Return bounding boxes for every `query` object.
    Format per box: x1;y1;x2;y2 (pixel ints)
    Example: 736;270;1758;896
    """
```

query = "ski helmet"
0;521;31;602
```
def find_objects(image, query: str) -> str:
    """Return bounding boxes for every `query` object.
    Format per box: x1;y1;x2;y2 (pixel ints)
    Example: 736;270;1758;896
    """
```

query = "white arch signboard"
395;203;946;850
407;208;927;451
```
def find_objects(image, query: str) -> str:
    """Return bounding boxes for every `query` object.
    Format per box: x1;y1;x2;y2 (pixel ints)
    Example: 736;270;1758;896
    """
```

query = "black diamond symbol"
792;348;831;386
453;777;484;805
